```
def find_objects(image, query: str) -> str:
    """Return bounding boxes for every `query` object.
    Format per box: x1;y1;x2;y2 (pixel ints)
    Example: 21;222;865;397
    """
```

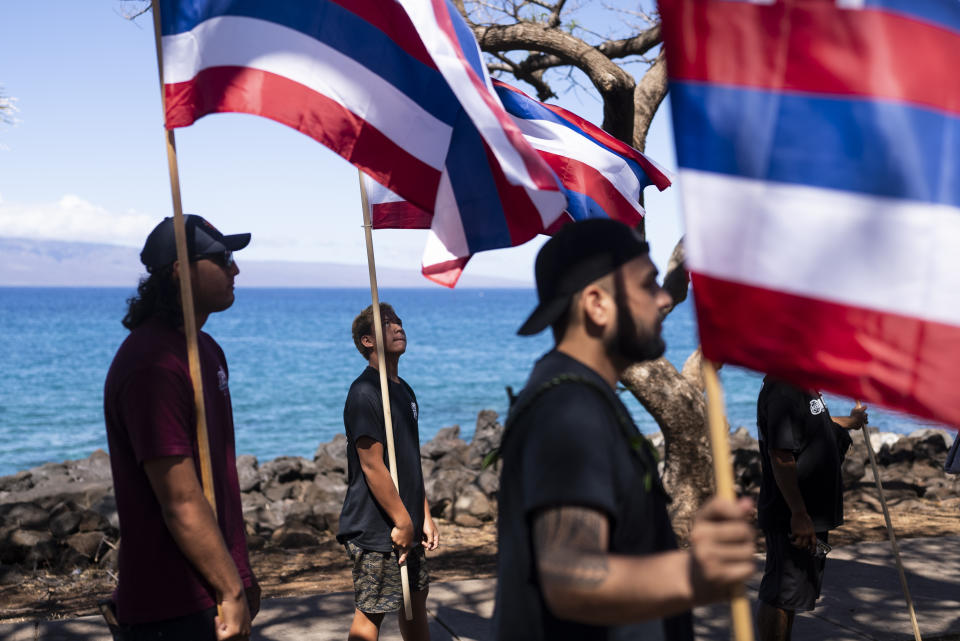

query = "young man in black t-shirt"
755;377;867;641
337;303;439;641
495;219;757;641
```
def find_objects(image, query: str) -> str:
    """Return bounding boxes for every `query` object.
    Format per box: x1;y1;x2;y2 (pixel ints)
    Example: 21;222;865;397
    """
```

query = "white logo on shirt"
217;366;229;391
809;398;824;415
411;402;418;421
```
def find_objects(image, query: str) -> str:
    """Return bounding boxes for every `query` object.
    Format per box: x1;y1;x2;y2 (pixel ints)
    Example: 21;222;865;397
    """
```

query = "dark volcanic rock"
733;448;762;492
314;435;348;477
1;528;56;564
65;531;106;560
729;427;758;452
453;484;494;526
260;456;315;485
69;449;113;483
236;455;260;493
49;509;82;539
0;502;49;529
0;471;34;495
466;410;503;466
842;456;866;485
420;426;469;460
78;509;110;533
271;524;322;548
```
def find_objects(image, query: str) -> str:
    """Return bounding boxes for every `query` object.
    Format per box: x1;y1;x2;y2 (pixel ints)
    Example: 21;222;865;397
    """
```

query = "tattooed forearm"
533;506;610;589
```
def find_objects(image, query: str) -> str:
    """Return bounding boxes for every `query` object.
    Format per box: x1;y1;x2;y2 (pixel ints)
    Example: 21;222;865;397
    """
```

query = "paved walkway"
3;536;960;640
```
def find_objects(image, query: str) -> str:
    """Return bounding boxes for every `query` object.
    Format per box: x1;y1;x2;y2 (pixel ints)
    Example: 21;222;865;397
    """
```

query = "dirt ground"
2;498;959;624
0;518;498;622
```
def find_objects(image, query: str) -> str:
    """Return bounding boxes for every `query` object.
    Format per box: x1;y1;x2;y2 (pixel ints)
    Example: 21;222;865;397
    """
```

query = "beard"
607;305;666;363
606;270;666;363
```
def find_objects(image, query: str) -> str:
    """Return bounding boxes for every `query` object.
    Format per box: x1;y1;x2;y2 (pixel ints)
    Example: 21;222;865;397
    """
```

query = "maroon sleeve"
117;365;195;464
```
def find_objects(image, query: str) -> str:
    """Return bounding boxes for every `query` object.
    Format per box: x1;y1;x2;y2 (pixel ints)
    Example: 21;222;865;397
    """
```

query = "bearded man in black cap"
493;218;756;641
103;215;259;640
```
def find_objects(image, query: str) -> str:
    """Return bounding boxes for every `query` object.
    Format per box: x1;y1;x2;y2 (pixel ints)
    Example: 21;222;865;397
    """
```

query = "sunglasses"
195;250;235;269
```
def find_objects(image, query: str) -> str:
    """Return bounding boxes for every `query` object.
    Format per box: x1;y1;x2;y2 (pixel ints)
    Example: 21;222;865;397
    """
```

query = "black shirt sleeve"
345;382;387;446
519;386;621;520
764;384;803;452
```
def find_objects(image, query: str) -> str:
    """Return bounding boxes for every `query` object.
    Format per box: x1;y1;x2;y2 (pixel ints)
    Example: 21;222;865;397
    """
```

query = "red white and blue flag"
659;0;960;426
157;0;566;275
364;80;672;285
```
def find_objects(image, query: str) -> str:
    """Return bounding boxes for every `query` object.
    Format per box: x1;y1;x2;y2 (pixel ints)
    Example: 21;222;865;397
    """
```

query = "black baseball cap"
517;219;649;336
140;214;251;270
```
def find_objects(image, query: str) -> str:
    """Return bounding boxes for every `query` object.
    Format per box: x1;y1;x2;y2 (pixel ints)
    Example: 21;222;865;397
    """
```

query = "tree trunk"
621;350;714;540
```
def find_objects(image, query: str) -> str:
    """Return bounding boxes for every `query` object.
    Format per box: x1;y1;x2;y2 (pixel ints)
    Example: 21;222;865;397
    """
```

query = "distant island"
0;237;529;289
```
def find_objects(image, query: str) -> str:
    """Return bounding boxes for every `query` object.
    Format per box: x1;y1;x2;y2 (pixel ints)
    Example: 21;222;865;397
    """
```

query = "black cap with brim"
518;219;649;336
140;214;251;270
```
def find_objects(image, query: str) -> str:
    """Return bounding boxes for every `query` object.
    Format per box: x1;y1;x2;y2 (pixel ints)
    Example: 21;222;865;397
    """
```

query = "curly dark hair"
351;303;399;358
122;266;183;330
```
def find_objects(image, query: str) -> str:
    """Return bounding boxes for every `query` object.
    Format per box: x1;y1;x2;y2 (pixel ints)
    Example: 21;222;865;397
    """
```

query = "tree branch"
547;0;567;28
489;23;661;78
473;22;636;141
631;49;668;151
661;237;688;313
489;52;557;100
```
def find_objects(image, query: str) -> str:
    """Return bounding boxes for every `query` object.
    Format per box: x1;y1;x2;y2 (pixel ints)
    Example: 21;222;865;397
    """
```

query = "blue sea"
0;287;943;476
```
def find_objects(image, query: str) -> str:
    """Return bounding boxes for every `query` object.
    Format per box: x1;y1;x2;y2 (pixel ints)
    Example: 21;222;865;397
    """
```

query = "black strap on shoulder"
486;374;660;492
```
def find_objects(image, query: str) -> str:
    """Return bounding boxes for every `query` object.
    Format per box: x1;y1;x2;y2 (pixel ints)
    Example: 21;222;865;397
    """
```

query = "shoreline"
1;413;958;622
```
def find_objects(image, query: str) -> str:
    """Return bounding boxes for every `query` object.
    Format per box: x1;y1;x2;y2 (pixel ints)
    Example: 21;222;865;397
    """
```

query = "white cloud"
0;195;156;246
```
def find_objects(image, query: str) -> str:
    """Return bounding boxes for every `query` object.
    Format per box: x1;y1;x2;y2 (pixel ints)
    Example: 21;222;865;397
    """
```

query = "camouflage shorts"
345;540;430;613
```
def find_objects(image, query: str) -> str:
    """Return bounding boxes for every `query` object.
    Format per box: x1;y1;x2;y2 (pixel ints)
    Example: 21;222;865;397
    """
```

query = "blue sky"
0;2;683;285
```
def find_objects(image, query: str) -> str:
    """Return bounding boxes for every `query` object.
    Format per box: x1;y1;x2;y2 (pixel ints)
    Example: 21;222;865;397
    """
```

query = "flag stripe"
161;14;459;138
371;201;433;229
861;0;960;33
672;82;960;208
539;152;645;223
494;81;672;191
483;144;546;247
511;118;646;217
165;66;441;210
660;0;960;115
159;0;438;71
681;170;960;326
691;271;960;428
444;125;514;250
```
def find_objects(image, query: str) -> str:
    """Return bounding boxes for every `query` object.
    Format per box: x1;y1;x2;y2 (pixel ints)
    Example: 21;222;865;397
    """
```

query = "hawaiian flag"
364;80;672;286
157;0;566;264
659;1;960;427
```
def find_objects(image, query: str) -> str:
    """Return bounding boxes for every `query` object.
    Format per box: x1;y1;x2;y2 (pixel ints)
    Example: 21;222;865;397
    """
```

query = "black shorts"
758;530;828;612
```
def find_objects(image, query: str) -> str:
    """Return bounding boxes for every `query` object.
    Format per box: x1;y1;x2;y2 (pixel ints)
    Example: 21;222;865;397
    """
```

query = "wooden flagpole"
703;360;754;641
358;170;414;621
150;1;218;515
856;401;923;641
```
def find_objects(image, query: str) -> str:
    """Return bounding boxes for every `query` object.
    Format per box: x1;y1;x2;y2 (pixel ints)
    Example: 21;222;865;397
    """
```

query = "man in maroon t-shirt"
104;215;258;641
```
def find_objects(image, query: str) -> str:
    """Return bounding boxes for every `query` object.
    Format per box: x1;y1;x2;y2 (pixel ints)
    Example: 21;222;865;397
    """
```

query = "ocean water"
0;287;944;476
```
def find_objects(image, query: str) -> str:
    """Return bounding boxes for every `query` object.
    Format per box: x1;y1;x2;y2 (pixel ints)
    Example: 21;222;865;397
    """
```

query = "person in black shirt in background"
337;303;440;641
755;376;868;641
494;219;757;641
